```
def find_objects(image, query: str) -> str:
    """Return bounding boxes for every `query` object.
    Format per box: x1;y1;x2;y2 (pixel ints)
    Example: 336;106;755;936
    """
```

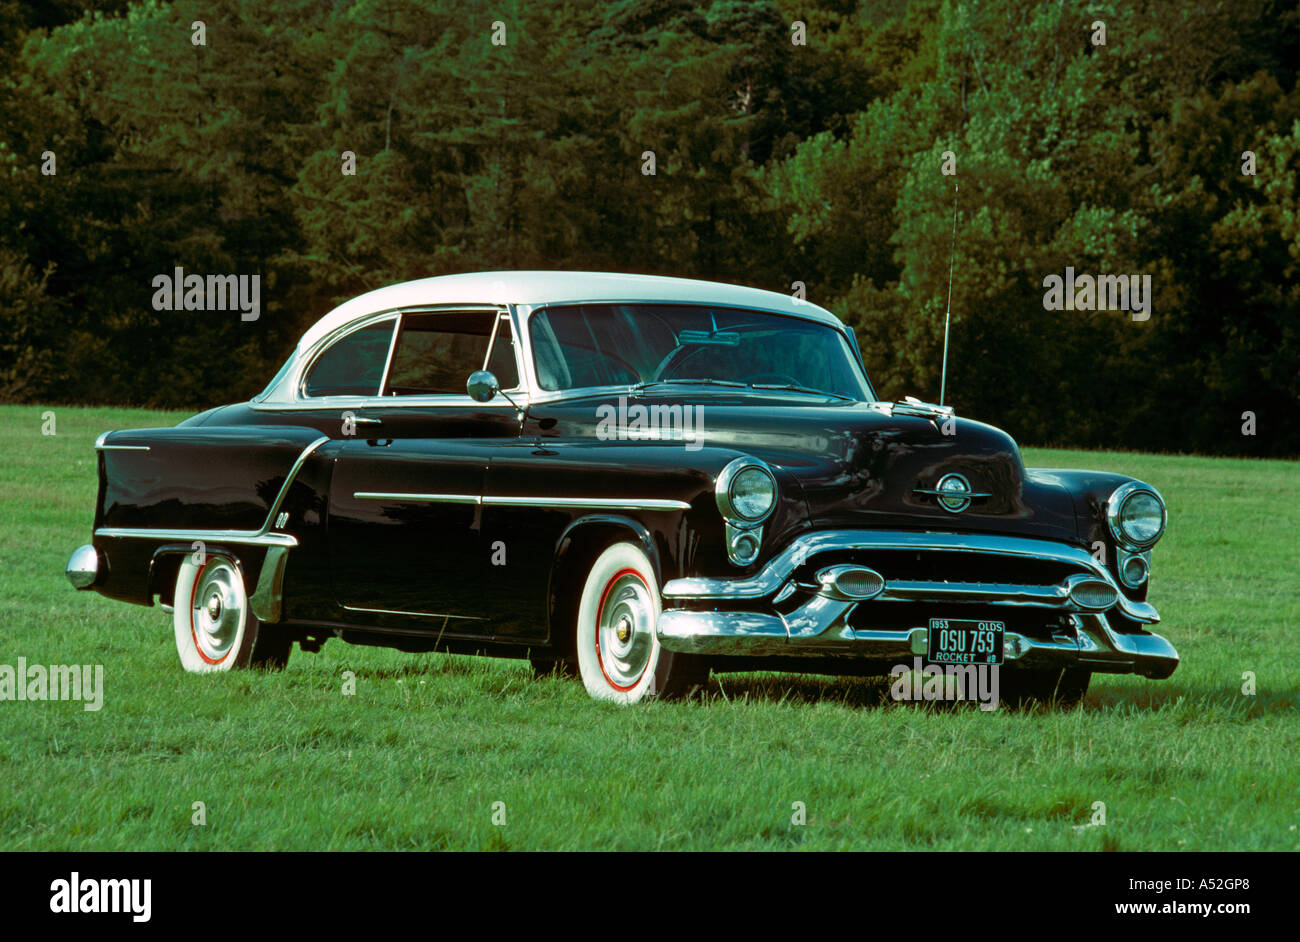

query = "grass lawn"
1;404;1296;850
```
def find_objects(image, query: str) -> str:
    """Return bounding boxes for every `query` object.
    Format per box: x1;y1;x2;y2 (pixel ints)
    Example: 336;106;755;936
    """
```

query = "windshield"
529;304;873;400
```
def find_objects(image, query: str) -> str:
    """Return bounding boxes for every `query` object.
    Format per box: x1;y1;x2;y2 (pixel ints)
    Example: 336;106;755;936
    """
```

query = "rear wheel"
173;555;291;673
998;666;1091;708
573;542;706;703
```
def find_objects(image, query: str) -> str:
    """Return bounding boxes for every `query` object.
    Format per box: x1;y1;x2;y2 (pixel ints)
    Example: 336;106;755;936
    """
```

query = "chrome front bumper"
658;609;1178;678
657;529;1178;679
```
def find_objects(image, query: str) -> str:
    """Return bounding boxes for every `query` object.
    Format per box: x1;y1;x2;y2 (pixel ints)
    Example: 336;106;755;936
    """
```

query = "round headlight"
716;458;777;523
730;467;775;520
1107;483;1166;549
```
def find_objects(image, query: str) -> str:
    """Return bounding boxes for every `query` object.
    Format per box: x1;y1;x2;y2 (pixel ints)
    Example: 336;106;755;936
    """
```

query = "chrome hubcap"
597;572;654;689
191;561;243;662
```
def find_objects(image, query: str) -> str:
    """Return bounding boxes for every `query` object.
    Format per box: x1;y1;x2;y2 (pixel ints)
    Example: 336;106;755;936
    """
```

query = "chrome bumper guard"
657;530;1178;678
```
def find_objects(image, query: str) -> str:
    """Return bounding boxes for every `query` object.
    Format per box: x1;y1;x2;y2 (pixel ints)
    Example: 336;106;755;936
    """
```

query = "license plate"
926;618;1004;665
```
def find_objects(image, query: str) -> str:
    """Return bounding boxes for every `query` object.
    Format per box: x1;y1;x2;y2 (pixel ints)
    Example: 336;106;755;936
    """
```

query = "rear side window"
384;311;519;395
302;319;395;397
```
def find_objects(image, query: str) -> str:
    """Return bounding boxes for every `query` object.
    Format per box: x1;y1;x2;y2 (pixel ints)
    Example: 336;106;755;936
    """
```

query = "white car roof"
296;270;845;351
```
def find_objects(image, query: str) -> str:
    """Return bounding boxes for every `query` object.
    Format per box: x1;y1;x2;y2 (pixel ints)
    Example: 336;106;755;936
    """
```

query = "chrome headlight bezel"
715;457;777;525
1106;481;1167;551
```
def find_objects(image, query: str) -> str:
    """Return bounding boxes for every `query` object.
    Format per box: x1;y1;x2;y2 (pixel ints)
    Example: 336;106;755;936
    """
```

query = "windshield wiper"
630;378;747;393
748;382;855;402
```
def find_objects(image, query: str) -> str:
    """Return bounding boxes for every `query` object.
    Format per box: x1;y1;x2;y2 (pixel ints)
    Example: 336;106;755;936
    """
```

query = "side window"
384;311;518;395
302;319;395;397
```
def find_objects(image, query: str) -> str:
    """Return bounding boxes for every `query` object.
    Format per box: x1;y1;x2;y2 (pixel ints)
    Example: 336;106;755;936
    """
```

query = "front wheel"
173;555;292;673
573;543;706;703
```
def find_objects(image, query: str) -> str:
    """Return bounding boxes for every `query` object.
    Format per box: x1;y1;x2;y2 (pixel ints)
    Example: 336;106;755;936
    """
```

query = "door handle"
353;416;382;426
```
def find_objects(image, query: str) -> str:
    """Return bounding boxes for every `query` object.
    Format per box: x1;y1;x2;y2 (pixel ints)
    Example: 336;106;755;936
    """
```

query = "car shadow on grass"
321;657;1296;717
703;671;1297;716
705;672;1034;712
704;672;899;709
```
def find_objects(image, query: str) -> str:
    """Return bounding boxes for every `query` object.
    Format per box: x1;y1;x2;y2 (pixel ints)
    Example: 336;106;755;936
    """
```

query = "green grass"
1;404;1297;850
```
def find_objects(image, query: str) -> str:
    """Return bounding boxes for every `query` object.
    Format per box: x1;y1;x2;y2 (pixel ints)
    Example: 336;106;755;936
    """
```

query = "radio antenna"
939;183;959;407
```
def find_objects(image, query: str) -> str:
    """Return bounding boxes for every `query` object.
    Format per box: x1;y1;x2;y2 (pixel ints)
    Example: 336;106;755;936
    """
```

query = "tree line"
1;0;1296;455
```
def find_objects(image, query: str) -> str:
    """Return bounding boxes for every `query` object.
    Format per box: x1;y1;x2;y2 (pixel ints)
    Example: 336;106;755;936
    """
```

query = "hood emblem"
914;473;990;513
890;396;955;421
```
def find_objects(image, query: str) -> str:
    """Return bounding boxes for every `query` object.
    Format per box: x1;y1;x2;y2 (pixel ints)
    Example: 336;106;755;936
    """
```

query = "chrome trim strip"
95;528;299;548
252;396;527;412
874;580;1066;606
483;312;503;371
351;493;691;511
355;491;481;505
377;312;402;396
483;496;692;511
96;444;151;451
819;574;1115;612
341;604;486;621
93;435;330;549
260;436;332;531
660;528;1159;624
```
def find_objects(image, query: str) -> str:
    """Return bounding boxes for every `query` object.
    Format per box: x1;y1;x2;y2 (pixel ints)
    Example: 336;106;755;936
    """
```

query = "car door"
299;307;524;625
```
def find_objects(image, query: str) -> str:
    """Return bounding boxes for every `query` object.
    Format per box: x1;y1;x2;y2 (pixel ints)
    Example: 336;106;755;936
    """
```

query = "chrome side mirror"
466;370;499;403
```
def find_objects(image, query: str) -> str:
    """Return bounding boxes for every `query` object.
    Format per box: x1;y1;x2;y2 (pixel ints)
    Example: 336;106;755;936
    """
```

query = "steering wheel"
550;342;641;384
742;372;802;386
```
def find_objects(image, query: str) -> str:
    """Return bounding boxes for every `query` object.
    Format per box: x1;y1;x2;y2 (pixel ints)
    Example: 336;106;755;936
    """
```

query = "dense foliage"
1;0;1296;455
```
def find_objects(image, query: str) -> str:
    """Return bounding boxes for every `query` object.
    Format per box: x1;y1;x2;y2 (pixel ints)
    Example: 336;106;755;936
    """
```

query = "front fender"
1025;468;1158;603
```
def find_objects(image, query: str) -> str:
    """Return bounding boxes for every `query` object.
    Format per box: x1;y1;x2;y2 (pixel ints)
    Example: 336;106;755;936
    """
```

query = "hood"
541;392;1081;543
781;407;1078;542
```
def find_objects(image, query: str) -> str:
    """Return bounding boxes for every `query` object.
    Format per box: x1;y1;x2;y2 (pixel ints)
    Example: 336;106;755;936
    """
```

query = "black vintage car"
66;271;1176;705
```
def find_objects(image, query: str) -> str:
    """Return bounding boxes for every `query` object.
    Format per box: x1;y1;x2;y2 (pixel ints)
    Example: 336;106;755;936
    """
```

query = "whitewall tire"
173;555;290;672
574;542;705;703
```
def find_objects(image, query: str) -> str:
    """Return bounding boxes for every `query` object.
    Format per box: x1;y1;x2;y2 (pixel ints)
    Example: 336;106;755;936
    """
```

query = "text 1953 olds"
66;271;1177;705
